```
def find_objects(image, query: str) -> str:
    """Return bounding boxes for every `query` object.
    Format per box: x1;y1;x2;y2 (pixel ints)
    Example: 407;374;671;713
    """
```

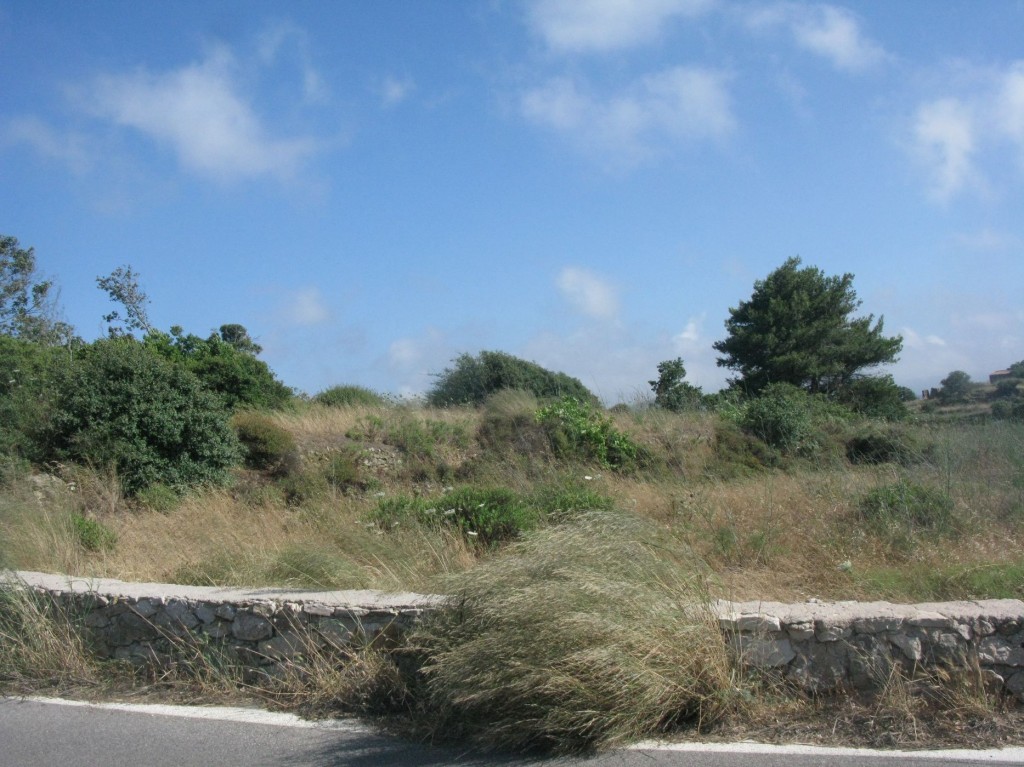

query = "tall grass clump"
409;512;732;754
231;411;298;475
0;580;99;687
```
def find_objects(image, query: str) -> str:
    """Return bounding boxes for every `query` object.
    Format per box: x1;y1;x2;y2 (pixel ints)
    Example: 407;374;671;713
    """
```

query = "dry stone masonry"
4;571;1023;700
718;598;1024;699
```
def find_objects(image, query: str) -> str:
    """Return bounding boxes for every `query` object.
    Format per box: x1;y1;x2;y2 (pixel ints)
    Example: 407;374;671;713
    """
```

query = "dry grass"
3;404;1023;604
0;580;101;690
408;512;735;754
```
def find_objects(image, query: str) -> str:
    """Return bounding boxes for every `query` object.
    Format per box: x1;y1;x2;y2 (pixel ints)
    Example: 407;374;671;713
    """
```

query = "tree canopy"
426;351;597;407
0;235;73;344
649;358;703;412
713;257;902;395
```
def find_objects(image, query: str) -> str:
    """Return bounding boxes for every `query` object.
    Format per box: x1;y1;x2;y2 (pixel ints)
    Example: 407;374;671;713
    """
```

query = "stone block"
231;613;274;642
815;619;852;642
732;636;796;668
786;622;815;641
978;636;1024;667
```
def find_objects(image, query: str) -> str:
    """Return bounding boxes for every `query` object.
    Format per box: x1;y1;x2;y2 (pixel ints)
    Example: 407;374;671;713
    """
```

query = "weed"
70;512;117;552
372;486;538;547
536;396;643;470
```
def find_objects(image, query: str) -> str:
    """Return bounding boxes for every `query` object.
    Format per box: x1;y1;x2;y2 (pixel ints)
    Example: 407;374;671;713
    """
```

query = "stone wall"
718;598;1024;699
4;571;1024;700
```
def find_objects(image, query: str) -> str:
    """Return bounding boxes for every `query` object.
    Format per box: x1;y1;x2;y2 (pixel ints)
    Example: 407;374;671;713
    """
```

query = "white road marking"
632;739;1024;762
8;696;373;733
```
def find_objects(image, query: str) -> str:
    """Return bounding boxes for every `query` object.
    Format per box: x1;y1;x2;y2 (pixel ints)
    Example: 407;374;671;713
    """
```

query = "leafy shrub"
144;328;292;410
649;358;704;412
409;512;730;754
427;351;597;407
740;382;815;452
992;399;1024;422
536;396;642;469
231;411;298;475
858;480;956;534
0;336;62;463
372;486;538;547
845;424;924;465
836;375;909;420
133;483;179;513
69;512;117;552
46;339;241;495
314;385;387;408
937;370;973;404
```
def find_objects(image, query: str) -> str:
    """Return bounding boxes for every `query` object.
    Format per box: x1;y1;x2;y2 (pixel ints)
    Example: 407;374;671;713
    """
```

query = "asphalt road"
2;697;1022;767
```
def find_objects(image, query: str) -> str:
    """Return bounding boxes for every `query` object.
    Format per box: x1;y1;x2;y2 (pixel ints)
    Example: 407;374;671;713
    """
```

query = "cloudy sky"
2;1;1022;401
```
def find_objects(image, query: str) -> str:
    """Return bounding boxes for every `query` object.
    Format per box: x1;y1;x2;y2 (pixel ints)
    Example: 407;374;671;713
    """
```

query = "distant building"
990;370;1012;384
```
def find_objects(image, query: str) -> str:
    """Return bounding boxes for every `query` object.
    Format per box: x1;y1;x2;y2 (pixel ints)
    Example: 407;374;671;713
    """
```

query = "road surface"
2;696;1022;766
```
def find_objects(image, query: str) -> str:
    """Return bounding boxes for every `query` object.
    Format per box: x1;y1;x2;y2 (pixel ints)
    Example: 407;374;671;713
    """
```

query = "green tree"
835;374;909;420
0;235;74;344
144;326;292;410
46;338;241;494
713;257;902;395
97;265;153;337
937;370;972;404
648;358;703;412
426;351;597;407
218;323;262;356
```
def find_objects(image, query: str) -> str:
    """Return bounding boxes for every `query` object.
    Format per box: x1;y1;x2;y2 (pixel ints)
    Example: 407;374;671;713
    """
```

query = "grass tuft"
407;511;733;754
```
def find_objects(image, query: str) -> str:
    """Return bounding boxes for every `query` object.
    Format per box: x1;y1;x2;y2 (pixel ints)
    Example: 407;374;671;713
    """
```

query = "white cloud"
88;46;320;182
256;22;328;103
521;67;735;165
900;327;947;350
912;98;978;202
996;62;1024;161
789;5;888;72
280;287;330;326
527;0;715;54
2;116;92;174
672;314;704;347
907;61;1024;201
379;75;415;108
742;3;889;72
557;267;620;320
951;228;1020;252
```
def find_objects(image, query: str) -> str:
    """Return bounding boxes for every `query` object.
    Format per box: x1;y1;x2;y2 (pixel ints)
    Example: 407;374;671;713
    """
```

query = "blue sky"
2;1;1022;402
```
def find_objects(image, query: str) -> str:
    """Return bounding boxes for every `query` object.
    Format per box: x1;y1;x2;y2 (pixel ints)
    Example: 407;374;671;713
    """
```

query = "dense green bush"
426;351;596;407
858;480;956;534
536;396;642;469
740;383;815;452
0;336;63;462
836;375;909;420
845;424;924;465
46;339;241;494
144;328;292;410
649;358;704;412
314;384;387;408
231;411;298;475
372;486;538;547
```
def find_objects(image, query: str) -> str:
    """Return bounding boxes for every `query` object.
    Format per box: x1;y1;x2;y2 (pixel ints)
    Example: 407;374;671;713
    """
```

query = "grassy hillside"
3;394;1022;603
